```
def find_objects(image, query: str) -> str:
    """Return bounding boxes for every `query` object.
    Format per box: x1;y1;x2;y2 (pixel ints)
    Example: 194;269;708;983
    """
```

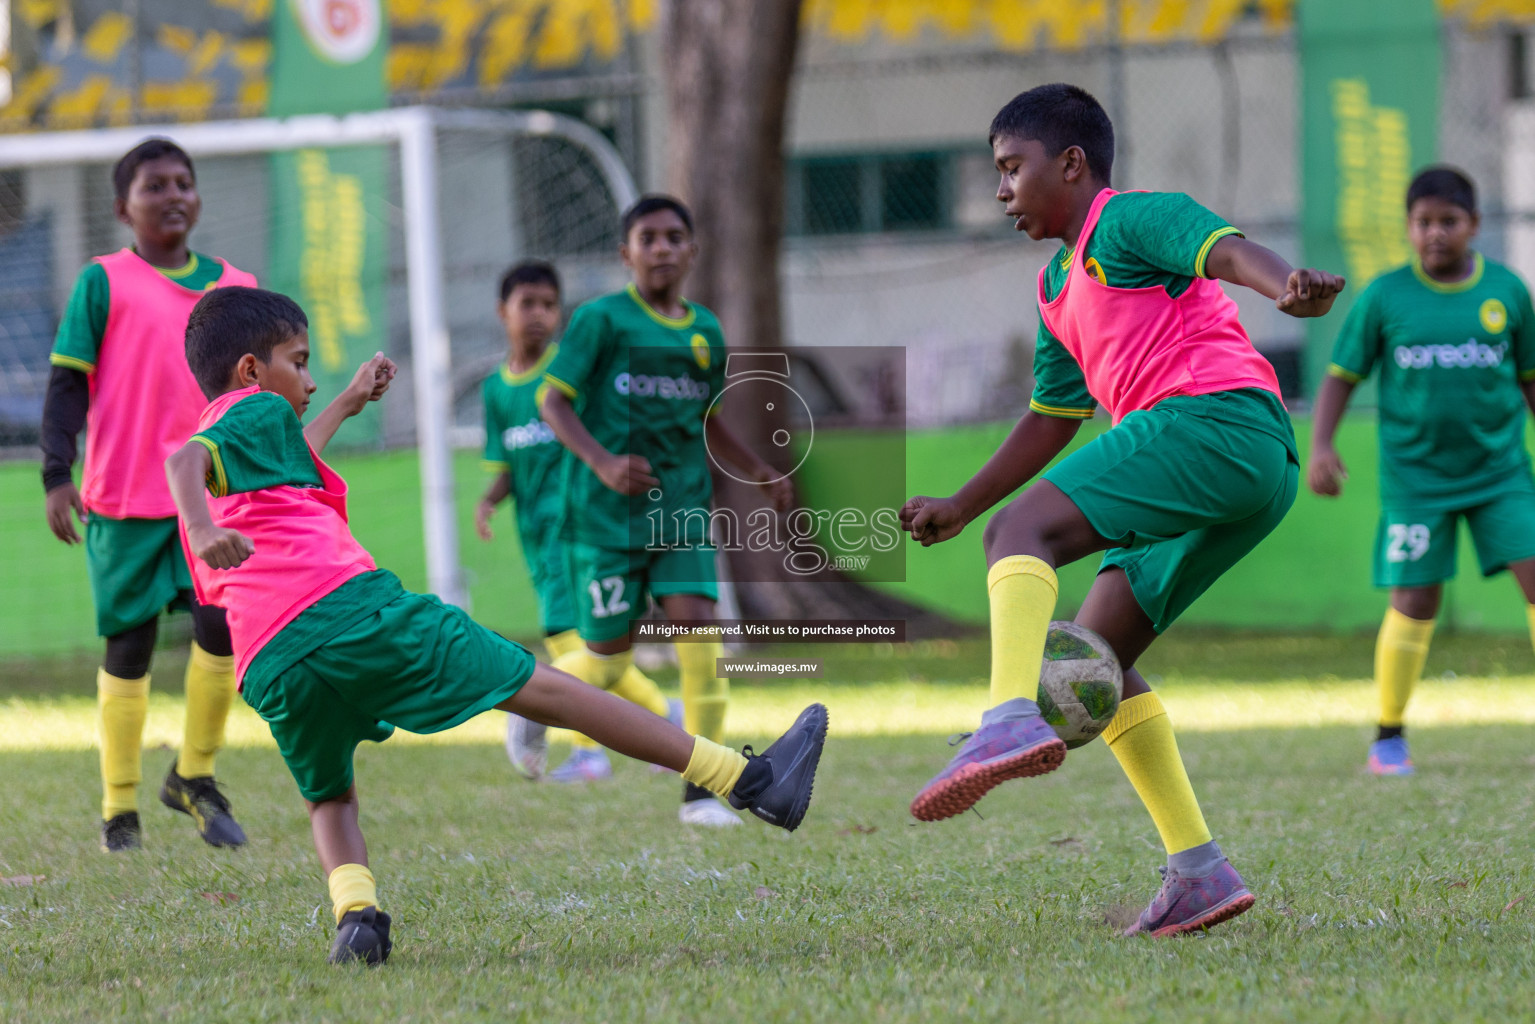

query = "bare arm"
539;387;658;495
475;471;512;542
165;442;254;569
1204;235;1346;318
1306;374;1356;497
304;353;396;456
703;415;794;512
901;411;1082;546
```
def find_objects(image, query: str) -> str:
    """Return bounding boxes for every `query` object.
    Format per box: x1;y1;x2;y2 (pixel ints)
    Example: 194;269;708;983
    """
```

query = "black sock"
683;781;714;803
1377;724;1404;741
729;758;771;805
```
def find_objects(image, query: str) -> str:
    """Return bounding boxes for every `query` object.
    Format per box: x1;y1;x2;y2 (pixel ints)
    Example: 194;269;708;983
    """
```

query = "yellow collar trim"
1413;252;1483;293
626;283;695;329
501;345;557;386
150;251;201;280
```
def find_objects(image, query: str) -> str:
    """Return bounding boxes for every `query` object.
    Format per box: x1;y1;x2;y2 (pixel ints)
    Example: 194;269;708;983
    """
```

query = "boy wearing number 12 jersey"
539;195;793;828
1308;167;1535;776
476;261;677;783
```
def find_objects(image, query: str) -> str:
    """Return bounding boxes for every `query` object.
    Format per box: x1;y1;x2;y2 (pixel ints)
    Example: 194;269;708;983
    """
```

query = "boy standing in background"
40;139;255;852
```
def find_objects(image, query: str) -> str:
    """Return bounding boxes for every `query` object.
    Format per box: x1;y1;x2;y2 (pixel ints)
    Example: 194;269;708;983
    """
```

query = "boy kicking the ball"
1307;167;1535;776
167;287;826;965
902;84;1343;936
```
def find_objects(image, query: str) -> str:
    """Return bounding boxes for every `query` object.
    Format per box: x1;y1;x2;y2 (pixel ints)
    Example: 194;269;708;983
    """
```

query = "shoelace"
187;777;233;814
946;732;973;747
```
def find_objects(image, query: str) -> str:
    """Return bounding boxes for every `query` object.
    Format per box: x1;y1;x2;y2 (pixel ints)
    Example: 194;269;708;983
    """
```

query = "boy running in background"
1308;167;1535;776
539;195;794;828
475;260;677;782
39;138;256;852
167;286;827;966
901;84;1343;936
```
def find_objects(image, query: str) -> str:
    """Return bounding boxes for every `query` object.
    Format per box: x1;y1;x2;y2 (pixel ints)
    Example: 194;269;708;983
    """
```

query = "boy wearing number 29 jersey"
1308;167;1535;776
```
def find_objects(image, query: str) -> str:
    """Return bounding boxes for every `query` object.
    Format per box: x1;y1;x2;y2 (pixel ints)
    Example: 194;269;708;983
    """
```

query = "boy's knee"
983;500;1052;562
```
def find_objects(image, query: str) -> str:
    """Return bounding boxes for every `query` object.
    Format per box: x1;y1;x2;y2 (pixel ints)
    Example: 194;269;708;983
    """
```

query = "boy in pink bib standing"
39;139;256;853
901;85;1344;936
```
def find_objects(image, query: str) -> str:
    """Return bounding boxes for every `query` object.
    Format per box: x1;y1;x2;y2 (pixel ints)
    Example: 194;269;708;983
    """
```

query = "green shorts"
1043;389;1299;633
529;539;577;636
85;515;193;637
1373;483;1535;588
566;542;719;643
241;584;536;803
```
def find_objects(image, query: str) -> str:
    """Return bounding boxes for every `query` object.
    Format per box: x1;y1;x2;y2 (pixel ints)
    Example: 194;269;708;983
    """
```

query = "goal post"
0;106;639;609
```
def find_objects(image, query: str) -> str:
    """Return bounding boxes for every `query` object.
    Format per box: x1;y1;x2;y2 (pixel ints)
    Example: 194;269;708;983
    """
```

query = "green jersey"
544;284;727;551
1329;254;1535;510
50;252;227;372
481;346;567;580
1029;191;1242;419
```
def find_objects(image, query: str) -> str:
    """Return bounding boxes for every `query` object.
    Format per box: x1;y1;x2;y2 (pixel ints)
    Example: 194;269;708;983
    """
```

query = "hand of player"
187;524;255;570
1277;269;1346;318
474;498;496;541
901;494;969;546
1306;447;1348;497
45;482;87;544
597;453;659;496
340;353;398;415
757;474;795;514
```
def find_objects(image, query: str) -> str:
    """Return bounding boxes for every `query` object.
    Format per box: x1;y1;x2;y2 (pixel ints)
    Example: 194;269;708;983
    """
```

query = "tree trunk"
659;0;961;638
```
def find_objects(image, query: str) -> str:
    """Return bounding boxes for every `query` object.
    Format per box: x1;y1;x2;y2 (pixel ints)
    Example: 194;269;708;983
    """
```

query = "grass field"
3;633;1534;1022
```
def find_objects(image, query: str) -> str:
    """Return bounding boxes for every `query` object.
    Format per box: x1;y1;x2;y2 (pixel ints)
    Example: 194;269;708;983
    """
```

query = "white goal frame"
0;106;639;608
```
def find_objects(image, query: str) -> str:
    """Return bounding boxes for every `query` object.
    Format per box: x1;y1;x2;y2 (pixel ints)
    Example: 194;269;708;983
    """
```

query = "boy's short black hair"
989;83;1115;183
113;138;195;202
498;260;561;304
1406;166;1477;215
185;287;308;399
621;194;694;238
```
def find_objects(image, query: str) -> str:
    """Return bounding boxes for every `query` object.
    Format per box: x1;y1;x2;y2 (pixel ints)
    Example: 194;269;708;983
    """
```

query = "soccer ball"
1036;621;1122;748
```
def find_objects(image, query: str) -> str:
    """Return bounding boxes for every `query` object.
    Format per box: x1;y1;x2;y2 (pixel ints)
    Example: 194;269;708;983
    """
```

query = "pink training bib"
1036;189;1281;425
83;250;257;518
183;387;377;683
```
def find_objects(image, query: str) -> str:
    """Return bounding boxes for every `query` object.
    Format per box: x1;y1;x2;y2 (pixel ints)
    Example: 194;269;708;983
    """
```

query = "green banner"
267;0;390;447
1299;0;1440;394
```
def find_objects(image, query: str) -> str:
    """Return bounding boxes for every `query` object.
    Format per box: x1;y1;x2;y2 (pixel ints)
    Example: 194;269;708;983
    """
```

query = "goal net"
0;107;638;612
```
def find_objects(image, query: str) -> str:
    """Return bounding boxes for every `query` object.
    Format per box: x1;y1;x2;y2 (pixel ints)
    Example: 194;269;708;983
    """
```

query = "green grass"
3;635;1535;1022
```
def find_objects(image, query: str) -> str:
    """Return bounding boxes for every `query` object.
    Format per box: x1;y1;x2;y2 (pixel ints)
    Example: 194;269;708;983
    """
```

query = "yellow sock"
1103;692;1212;855
987;555;1058;705
676;641;727;743
543;629;584;662
98;669;149;820
552;648;634;750
681;736;747;797
177;642;236;779
1376;607;1435;728
328;863;378;923
609;665;671;718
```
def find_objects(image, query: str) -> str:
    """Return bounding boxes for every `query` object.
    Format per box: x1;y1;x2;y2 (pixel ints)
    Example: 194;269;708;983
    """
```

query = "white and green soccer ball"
1036;621;1123;748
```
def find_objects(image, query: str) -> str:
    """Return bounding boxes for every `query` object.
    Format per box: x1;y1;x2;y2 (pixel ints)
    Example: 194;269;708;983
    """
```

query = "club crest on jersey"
1480;298;1508;334
691;333;711;369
